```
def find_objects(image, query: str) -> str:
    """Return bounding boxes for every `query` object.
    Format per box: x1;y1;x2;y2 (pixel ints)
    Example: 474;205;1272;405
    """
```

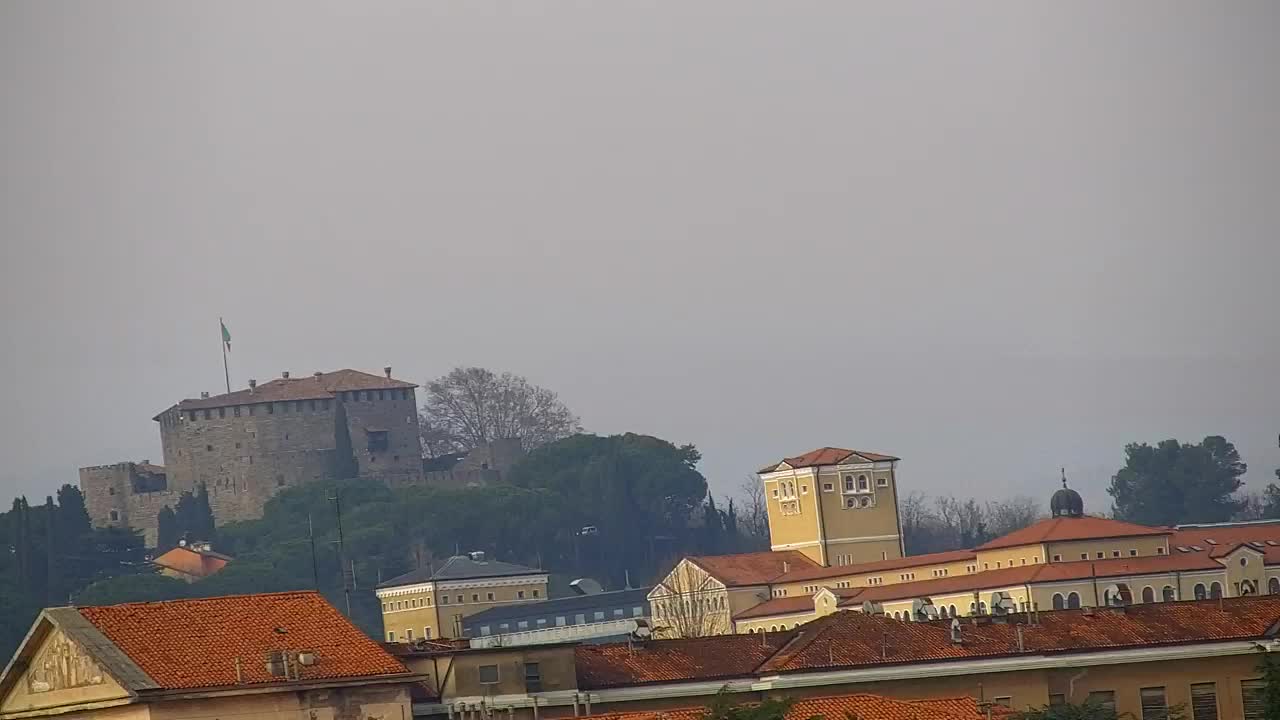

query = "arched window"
1241;580;1256;596
1141;586;1155;603
770;625;778;632
748;628;756;633
1103;588;1112;606
938;606;949;619
969;602;977;614
1270;577;1280;595
1209;582;1222;599
1066;592;1081;609
844;476;854;491
1162;585;1176;602
1194;583;1207;600
978;601;988;614
857;475;869;491
949;604;957;617
1052;593;1065;610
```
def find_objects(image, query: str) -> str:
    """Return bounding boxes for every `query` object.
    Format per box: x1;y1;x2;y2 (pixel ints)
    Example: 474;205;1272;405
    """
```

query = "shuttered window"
1242;680;1265;720
1088;691;1117;713
1141;687;1168;720
1191;683;1219;720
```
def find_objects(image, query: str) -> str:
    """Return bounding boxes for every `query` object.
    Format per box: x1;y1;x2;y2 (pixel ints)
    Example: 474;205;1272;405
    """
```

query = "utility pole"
330;491;352;617
308;513;320;591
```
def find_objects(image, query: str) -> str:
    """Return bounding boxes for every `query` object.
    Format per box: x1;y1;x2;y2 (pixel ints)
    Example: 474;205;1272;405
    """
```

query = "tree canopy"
419;367;581;455
1107;436;1247;526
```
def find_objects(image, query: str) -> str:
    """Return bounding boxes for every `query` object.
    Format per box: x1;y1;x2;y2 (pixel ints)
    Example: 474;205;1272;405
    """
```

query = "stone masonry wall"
341;388;423;485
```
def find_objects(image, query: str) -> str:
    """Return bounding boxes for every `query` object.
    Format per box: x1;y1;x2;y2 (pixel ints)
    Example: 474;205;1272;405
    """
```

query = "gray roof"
378;555;543;589
463;587;652;627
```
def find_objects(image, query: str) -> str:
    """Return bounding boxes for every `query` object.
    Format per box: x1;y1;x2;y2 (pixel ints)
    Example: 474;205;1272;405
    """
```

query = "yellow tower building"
757;447;904;567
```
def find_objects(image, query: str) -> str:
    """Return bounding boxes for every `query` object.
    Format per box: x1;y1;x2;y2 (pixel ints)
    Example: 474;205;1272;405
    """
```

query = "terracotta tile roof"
151;546;231;579
975;516;1169;551
759;597;1280;674
77;591;409;690
576;631;798;688
733;596;816;620
578;596;1280;689
685;551;818;587
378;554;543;589
759;447;900;473
776;549;977;584
1169;521;1280;560
581;693;991;720
161;369;416;415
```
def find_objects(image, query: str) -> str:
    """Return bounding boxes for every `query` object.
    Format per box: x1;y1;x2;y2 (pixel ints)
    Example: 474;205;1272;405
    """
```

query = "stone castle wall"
84;388;427;545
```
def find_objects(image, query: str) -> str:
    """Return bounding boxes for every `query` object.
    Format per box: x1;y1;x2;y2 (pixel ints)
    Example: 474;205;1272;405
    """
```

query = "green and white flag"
221;320;232;352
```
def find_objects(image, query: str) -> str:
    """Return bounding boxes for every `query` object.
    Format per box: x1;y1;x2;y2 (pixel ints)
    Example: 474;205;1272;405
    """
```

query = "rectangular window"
294;401;302;413
282;401;290;413
1157;547;1166;555
993;698;1012;708
1049;695;1066;706
1113;550;1121;558
233;406;241;417
309;400;317;411
517;621;528;630
594;611;605;621
532;589;540;598
1087;691;1117;713
1140;686;1168;720
524;662;542;693
575;613;586;624
633;606;644;616
1242;680;1265;720
1081;553;1089;560
471;594;479;602
1191;682;1219;720
487;592;495;601
266;402;274;414
406;628;414;641
877;477;889;487
441;596;449;605
387;631;395;642
218;407;226;418
772;489;779;498
247;404;255;416
1129;549;1139;557
1096;552;1105;559
456;595;463;603
536;618;547;627
203;409;211;419
556;616;566;626
517;591;526;599
424;626;432;639
478;665;499;684
823;483;834;492
614;609;624;618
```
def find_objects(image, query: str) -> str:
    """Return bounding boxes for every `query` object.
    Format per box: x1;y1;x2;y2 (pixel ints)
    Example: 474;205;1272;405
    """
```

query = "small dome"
1051;469;1084;518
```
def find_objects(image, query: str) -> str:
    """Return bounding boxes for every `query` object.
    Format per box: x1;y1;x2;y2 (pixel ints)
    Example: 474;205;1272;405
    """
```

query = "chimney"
248;379;257;393
282;371;290;379
782;561;790;573
314;371;323;381
200;391;210;399
384;366;392;379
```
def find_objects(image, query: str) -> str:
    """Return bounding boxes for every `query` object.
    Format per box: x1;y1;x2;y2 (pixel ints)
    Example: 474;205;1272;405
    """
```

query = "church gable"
0;616;134;716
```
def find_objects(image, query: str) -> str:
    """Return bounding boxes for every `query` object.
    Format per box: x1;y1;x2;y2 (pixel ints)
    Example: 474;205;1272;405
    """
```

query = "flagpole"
220;317;231;394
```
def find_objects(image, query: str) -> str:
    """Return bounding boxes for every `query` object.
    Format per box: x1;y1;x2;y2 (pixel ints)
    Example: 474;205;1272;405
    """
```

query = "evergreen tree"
1108;436;1247;525
193;483;216;540
12;498;30;589
55;485;92;539
156;506;178;550
44;496;58;606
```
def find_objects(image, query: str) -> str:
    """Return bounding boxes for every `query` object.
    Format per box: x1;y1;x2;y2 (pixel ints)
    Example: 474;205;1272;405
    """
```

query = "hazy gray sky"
3;2;1278;512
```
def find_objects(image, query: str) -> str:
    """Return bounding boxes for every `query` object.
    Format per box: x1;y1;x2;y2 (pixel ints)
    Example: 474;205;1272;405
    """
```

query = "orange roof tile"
686;551;818;587
733;596;816;620
759;447;900;473
776;549;977;584
578;596;1280;689
576;632;797;688
581;693;991;720
976;516;1168;551
159;369;415;416
151;546;231;579
1169;521;1280;557
78;591;409;690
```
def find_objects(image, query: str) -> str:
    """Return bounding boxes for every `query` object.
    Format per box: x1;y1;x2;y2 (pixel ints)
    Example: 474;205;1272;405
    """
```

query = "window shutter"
1140;687;1168;720
1190;683;1219;720
1242;680;1266;720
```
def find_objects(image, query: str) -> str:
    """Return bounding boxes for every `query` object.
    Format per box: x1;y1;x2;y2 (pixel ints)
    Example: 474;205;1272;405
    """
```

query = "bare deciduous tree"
736;476;770;545
650;561;730;638
419;367;581;455
984;496;1043;538
935;495;989;548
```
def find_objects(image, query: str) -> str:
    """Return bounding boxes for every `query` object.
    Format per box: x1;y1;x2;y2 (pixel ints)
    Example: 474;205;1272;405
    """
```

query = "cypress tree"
44;496;57;606
156;506;178;550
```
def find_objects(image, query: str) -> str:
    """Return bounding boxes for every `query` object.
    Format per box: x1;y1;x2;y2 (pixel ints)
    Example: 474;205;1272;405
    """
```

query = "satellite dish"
912;598;939;621
989;591;1018;616
570;578;604;596
860;600;884;616
632;619;653;639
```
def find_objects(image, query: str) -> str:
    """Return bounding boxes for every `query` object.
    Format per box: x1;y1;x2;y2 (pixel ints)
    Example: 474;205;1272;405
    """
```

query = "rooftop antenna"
307;513;319;591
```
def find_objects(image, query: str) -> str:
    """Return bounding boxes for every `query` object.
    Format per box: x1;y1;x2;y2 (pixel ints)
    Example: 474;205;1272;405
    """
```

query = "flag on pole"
221;320;232;352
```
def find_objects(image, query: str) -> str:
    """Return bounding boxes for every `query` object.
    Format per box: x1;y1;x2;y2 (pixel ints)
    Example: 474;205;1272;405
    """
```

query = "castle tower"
757;447;904;567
